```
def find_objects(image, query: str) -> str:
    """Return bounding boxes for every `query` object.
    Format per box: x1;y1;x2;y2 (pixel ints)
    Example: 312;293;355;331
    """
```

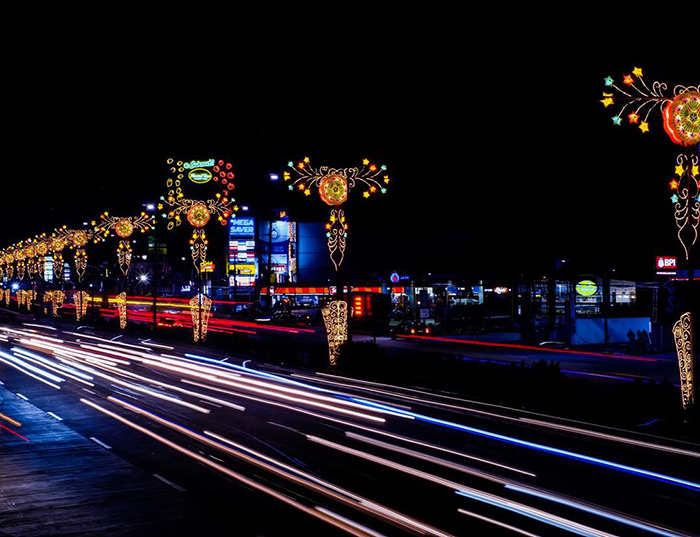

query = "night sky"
2;44;696;281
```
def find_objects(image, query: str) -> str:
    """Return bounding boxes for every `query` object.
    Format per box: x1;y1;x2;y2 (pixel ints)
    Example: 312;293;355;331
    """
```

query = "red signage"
656;256;677;270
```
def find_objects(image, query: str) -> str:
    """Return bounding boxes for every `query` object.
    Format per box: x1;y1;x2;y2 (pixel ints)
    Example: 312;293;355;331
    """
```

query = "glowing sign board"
576;280;598;296
656;256;677;270
188;168;212;184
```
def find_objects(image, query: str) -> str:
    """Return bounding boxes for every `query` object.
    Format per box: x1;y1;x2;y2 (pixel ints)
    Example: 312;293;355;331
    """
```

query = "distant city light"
139;274;148;282
270;174;279;181
11;283;19;290
146;204;155;211
241;206;249;211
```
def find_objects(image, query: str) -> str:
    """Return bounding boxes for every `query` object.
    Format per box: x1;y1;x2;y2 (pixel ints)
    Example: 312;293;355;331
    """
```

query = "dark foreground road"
0;321;698;536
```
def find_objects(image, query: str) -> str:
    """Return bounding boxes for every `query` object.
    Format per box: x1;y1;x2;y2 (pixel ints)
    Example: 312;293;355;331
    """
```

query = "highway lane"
0;321;698;536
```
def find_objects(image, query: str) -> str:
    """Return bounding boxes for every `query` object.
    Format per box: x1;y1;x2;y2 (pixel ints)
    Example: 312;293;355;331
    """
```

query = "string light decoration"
673;311;695;409
73;290;89;321
115;292;127;329
4;288;10;307
189;229;208;271
321;300;348;366
189;294;212;342
95;212;156;275
55;227;103;283
50;236;66;282
283;156;392;364
602;69;699;257
17;260;26;281
47;290;65;317
160;158;237;271
603;68;699;410
283;156;390;271
16;290;26;308
25;290;36;311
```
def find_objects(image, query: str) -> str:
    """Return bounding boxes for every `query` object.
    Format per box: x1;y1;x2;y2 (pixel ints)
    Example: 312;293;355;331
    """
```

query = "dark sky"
2;41;696;280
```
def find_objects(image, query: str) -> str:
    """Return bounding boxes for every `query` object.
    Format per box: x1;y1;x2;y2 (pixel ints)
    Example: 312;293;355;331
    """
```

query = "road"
0;321;698;536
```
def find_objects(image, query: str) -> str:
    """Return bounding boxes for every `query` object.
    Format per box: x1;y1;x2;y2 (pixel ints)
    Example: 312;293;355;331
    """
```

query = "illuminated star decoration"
95;212;156;275
601;68;699;258
54;226;104;283
283;157;391;271
160;158;237;273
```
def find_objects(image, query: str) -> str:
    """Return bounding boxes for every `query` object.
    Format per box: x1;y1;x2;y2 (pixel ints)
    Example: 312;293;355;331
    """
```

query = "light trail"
457;509;541;537
79;398;372;537
505;484;693;537
107;397;452;537
307;434;615;537
345;398;700;492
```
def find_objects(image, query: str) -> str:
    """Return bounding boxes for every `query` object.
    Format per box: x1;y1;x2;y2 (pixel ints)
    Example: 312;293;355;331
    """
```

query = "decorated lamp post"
54;226;103;321
602;68;698;409
284;157;392;365
159;157;237;341
94;212;156;329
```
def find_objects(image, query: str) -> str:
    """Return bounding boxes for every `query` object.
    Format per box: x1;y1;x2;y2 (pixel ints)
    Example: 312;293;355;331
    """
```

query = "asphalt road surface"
0;321;698;536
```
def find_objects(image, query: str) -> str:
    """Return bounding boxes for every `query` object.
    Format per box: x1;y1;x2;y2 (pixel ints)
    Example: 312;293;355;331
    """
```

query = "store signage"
494;286;510;295
183;159;215;169
230;218;255;236
656;256;677;270
230;263;256;275
390;272;400;283
200;262;215;273
575;280;598;296
188;168;212;184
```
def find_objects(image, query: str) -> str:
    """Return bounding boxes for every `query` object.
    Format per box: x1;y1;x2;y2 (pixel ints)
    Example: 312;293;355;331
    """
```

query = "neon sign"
576;280;598;296
494;286;510;295
188;168;212;184
183;159;215;169
656;256;677;270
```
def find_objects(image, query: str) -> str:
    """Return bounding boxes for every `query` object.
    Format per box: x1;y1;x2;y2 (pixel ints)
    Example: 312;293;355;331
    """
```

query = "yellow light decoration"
74;248;88;282
322;299;348;366
115;292;127;329
671;154;700;260
4;289;10;307
189;293;212;342
16;290;26;307
25;290;36;311
284;157;391;271
189;229;208;272
17;261;26;281
49;290;65;317
117;240;134;275
326;208;347;271
73;290;89;321
672;312;695;409
53;252;63;281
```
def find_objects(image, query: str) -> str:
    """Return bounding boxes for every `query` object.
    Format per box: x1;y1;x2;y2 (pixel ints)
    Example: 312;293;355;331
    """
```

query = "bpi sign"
656;256;677;270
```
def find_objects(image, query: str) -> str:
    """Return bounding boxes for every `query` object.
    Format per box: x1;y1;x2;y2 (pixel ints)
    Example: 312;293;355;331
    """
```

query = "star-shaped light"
604;76;614;86
298;183;305;190
669;179;679;190
381;188;387;194
671;194;679;203
628;113;639;124
612;116;622;126
370;186;377;193
601;98;614;108
675;165;685;176
362;159;370;165
303;157;310;163
632;67;643;77
288;185;293;191
639;122;649;133
303;189;311;196
363;191;370;198
692;165;699;177
623;74;634;86
287;161;294;167
384;176;390;184
381;165;387;171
